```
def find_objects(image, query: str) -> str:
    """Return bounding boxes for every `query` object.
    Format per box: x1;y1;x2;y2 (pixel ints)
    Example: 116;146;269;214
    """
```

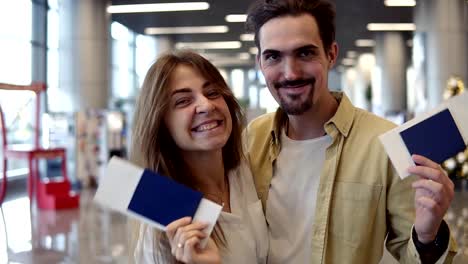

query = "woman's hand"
166;217;221;264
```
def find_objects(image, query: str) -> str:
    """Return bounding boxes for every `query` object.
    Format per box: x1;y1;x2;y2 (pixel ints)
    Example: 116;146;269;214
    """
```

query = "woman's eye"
175;98;191;107
206;90;221;98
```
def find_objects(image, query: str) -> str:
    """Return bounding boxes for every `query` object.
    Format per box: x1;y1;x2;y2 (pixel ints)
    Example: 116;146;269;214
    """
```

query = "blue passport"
400;109;466;164
127;169;203;226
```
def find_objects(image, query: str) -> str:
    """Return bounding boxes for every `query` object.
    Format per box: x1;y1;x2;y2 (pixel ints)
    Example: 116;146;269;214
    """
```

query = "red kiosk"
0;82;79;209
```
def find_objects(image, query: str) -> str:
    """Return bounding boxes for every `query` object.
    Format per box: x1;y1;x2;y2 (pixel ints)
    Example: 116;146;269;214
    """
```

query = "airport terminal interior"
0;0;467;263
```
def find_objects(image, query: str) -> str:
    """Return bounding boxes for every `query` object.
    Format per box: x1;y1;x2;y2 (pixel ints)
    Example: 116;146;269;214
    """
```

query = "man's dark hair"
246;0;336;53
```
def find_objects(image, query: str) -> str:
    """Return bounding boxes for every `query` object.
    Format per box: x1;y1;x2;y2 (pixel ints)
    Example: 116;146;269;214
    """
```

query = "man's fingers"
415;196;442;214
408;165;444;183
411;154;440;170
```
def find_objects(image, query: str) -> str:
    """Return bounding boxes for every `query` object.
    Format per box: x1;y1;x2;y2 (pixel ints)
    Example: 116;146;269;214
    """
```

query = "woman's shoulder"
229;159;259;203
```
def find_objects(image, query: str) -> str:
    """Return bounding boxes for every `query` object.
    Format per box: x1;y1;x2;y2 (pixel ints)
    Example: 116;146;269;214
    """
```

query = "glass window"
0;0;34;177
136;34;157;87
0;40;32;84
111;21;131;42
0;0;32;41
231;69;244;98
259;87;278;113
111;22;137;99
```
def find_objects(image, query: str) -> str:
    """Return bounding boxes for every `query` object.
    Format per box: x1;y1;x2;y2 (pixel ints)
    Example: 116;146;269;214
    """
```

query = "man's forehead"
258;14;323;52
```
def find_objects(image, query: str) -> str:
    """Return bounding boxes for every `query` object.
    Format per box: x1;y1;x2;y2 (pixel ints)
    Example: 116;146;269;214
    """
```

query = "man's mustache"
274;77;316;89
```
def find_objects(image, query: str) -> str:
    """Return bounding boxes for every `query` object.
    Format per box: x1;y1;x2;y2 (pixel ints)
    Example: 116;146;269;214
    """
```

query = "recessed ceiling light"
367;23;416;31
145;26;228;35
225;14;247;23
202;52;250;60
249;47;259;55
240;34;254;41
384;0;416;7
347;51;358;58
175;41;242;49
342;58;356;66
107;2;210;13
238;52;251;60
355;39;376;47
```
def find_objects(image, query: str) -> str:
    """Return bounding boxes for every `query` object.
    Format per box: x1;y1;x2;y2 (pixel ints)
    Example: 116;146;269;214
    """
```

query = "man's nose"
283;57;301;80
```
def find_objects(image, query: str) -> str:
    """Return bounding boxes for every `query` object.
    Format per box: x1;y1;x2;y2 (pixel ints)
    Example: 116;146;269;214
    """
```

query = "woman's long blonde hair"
129;50;245;262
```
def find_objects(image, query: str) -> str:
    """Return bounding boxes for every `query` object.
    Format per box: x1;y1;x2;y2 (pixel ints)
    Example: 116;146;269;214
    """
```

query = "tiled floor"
0;187;129;264
0;182;467;264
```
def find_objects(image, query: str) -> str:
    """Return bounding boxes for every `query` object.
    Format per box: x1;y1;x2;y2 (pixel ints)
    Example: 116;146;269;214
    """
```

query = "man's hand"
409;154;454;244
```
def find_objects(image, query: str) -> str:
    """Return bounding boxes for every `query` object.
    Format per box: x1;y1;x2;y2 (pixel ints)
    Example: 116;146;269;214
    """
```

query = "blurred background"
0;0;467;263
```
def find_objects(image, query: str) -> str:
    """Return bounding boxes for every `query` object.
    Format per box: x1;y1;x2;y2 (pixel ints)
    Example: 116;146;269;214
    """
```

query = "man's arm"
386;155;457;263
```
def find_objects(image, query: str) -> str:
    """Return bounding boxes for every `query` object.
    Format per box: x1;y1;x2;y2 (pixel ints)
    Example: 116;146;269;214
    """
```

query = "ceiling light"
202;52;251;60
175;41;242;49
240;34;254;41
107;2;210;13
145;26;228;35
211;58;254;67
238;52;251;60
347;51;358;58
367;23;416;31
384;0;416;7
249;47;259;55
342;58;356;66
355;39;376;47
225;14;247;23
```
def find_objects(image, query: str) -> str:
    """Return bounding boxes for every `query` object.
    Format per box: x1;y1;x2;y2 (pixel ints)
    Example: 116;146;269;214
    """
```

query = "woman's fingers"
166;217;191;241
165;220;208;260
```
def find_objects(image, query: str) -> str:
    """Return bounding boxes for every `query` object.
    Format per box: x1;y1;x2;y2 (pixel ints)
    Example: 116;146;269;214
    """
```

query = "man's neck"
286;92;338;140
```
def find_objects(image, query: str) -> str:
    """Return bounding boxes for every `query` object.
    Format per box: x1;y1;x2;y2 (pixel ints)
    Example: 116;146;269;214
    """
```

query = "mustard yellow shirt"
244;92;457;263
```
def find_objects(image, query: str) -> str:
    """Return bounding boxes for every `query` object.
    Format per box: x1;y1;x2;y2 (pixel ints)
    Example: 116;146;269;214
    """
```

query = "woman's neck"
182;150;226;190
182;150;230;212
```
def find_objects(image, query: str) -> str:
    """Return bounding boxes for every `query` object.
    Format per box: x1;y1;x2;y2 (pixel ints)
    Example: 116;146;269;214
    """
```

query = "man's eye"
264;53;279;62
299;50;314;57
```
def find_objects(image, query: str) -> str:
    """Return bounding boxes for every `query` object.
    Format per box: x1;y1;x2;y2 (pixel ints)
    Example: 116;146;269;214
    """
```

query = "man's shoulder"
353;108;398;135
246;112;277;135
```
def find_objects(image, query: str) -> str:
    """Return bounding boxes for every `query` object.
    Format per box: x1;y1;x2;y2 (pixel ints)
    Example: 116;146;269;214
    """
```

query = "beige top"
134;161;268;264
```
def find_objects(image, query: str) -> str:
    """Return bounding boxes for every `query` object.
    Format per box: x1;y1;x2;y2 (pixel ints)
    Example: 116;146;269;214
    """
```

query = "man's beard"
273;77;316;115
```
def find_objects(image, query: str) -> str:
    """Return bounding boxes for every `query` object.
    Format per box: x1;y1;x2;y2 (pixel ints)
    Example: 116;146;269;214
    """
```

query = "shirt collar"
271;91;355;144
325;92;355;137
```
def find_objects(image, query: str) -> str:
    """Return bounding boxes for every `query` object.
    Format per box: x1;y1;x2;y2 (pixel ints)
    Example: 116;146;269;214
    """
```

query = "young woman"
130;50;268;263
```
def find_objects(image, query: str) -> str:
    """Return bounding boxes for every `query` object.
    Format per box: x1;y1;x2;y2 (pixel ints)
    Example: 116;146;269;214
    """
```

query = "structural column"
31;0;47;84
414;0;467;108
155;36;174;56
374;32;407;114
58;0;110;111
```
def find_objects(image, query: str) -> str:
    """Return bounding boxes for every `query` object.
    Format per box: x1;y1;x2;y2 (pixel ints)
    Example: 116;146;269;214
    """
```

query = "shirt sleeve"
133;224;178;264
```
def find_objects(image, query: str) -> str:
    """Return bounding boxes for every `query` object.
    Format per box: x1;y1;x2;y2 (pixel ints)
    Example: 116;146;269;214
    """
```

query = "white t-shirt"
266;131;332;264
134;161;268;264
